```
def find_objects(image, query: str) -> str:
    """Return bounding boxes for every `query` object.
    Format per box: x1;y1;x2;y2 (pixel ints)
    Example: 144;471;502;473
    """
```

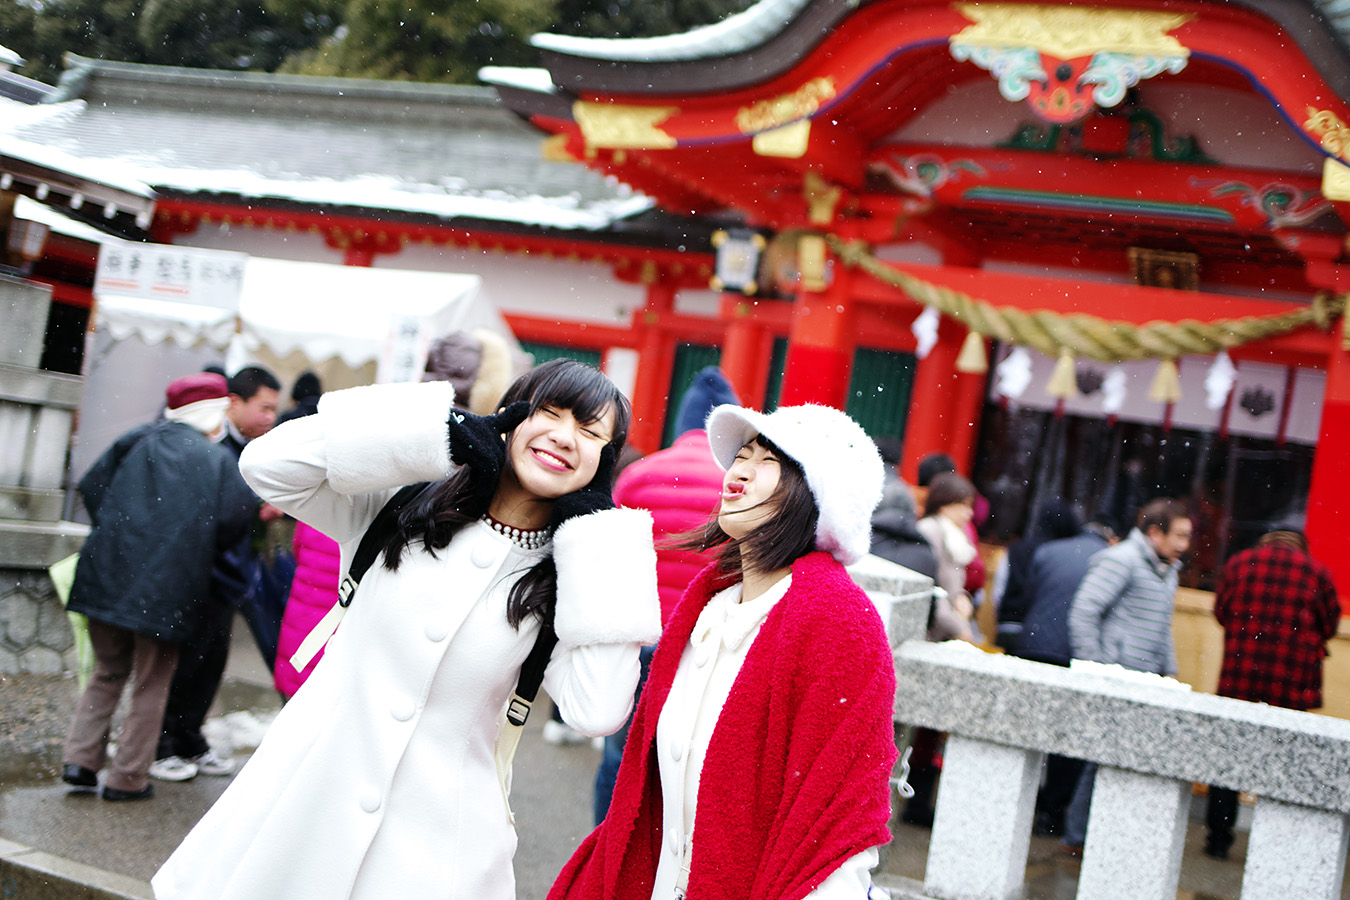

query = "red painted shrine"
490;0;1350;601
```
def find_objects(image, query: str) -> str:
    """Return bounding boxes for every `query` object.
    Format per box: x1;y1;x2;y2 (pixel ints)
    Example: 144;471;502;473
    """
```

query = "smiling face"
504;404;616;502
718;437;783;540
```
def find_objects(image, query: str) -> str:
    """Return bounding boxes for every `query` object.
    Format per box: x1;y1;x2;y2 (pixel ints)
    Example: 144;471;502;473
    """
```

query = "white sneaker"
190;748;236;776
541;720;589;745
148;756;199;782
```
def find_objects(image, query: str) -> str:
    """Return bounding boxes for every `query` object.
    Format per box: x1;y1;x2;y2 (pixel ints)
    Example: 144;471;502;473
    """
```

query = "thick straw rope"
824;234;1346;363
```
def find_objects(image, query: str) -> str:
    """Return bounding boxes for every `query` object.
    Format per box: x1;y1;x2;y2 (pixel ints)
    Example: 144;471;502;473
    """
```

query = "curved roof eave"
530;0;1350;100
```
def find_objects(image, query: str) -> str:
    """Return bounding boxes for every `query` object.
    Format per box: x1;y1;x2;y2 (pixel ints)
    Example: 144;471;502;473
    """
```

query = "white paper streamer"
911;306;939;359
1101;365;1128;414
1204;351;1237;410
994;346;1032;399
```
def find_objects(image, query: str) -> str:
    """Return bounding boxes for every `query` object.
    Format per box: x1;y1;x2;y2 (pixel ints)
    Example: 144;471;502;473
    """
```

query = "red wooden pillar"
947;336;989;475
901;315;963;483
900;239;985;481
779;254;855;408
628;282;677;454
1306;319;1350;611
719;295;770;408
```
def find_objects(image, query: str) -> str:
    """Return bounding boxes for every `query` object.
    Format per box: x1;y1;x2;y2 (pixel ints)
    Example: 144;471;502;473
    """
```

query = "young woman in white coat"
153;359;660;900
550;404;897;900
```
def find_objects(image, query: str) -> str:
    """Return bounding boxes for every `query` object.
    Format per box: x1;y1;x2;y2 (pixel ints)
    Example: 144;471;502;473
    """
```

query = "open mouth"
722;483;746;500
530;447;573;472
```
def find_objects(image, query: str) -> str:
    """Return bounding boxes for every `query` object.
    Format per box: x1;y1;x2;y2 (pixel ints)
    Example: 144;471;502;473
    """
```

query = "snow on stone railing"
889;641;1350;900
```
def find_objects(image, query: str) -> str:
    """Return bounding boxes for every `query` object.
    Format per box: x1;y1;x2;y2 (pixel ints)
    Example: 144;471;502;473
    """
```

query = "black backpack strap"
506;617;559;726
339;481;430;608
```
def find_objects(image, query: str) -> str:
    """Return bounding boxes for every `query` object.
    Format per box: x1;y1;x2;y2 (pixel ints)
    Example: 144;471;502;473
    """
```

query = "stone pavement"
0;616;1328;900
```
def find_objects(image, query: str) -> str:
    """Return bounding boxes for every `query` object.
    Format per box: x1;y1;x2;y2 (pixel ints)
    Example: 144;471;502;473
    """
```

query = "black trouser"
1205;786;1239;853
156;594;234;760
1035;753;1086;833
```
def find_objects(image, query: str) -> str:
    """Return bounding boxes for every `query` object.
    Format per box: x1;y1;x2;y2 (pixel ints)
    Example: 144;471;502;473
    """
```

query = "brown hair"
1137;498;1189;535
923;472;975;519
675;435;819;578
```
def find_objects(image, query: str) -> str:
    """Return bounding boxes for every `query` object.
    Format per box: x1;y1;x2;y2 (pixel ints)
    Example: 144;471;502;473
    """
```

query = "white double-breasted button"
359;787;381;813
471;544;496;568
425;621;449;642
668;828;682;854
670;740;683;762
694;647;712;668
391;697;416;722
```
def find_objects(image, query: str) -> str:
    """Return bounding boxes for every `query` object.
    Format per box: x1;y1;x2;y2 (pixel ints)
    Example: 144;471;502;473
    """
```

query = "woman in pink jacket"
274;521;341;699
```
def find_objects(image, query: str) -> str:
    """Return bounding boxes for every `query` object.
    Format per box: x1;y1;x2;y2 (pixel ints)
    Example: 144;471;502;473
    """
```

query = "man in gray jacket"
1060;498;1192;853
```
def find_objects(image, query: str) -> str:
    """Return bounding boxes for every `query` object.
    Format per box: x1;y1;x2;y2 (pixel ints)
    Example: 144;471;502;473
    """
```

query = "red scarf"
549;551;896;900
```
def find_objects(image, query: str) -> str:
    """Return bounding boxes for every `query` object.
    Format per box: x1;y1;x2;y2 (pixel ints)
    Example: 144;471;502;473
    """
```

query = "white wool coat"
152;381;660;900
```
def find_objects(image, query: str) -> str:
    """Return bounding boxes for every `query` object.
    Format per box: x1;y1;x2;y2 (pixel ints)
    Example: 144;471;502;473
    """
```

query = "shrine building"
484;0;1350;606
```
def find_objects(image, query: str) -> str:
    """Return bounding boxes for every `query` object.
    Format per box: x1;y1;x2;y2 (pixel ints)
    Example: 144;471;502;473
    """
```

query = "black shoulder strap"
341;480;560;725
507;616;558;725
339;482;430;609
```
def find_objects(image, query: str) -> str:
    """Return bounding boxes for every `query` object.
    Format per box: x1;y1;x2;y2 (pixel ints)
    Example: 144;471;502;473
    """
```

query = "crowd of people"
54;349;1341;897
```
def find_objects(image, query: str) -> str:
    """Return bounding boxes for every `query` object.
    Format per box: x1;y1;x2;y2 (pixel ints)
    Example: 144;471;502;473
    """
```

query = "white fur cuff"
318;381;457;494
553;507;661;646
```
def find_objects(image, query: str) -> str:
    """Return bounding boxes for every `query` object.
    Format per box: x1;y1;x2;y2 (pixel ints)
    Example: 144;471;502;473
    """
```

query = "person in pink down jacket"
274;521;341;699
593;366;738;823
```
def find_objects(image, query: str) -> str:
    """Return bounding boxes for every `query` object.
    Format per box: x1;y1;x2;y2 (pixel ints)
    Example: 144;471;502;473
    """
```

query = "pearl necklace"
480;514;551;551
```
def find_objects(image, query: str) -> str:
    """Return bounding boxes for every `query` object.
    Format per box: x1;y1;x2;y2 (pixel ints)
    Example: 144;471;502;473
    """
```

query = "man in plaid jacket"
1205;525;1340;859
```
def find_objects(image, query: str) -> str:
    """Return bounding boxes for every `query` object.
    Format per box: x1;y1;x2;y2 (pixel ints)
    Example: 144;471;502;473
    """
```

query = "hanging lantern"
911;306;940;359
1047;350;1078;398
995;346;1032;399
955;330;988;373
1149;358;1182;403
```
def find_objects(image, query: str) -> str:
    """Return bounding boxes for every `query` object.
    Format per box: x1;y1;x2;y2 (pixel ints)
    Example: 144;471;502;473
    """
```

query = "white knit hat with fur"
705;403;883;565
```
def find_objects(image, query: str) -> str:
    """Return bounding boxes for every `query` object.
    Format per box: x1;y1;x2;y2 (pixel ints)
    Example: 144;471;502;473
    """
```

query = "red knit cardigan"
549;551;897;900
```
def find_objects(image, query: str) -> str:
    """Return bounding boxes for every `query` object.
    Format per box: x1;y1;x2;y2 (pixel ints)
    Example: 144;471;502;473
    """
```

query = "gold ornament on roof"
573;101;678;150
1306;108;1350;163
1324;159;1350;202
736;77;836;134
951;3;1193;60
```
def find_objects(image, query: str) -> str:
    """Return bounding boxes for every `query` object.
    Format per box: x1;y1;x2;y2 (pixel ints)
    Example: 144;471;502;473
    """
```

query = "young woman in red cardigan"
550;403;897;900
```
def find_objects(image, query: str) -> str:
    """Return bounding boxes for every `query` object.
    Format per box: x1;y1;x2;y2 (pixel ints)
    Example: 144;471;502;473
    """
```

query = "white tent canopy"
73;256;516;504
94;257;493;371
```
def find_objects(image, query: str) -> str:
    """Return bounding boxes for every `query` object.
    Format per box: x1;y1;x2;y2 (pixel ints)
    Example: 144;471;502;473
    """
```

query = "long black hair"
677;434;819;579
379;358;631;628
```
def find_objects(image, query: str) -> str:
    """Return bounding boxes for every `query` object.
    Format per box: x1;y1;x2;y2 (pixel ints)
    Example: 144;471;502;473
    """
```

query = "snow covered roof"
15;195;126;245
530;0;812;61
0;56;653;232
531;0;1350;62
520;0;1350;98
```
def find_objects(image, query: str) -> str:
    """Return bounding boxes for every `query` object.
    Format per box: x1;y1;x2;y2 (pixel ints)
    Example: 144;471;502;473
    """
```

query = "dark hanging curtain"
971;401;1314;591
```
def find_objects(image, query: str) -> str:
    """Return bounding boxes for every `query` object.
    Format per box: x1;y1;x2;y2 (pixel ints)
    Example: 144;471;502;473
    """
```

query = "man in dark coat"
1017;520;1116;836
152;365;282;783
1204;525;1340;859
62;373;256;801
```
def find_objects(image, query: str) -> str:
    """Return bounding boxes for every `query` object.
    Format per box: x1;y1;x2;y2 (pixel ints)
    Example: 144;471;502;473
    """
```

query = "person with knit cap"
591;366;738;823
61;373;257;801
154;358;660;900
274;371;322;428
550;403;895;900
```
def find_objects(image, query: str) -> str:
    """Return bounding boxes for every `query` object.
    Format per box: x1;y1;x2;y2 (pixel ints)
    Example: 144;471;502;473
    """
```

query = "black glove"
446;401;530;501
549;443;617;529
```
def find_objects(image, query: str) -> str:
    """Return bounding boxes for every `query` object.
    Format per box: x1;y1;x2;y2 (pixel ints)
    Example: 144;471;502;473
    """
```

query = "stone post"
924;734;1042;900
1242;799;1350;900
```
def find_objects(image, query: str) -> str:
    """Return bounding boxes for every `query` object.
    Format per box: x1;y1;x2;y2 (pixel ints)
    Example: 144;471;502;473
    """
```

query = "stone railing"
0;274;85;673
884;641;1350;900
